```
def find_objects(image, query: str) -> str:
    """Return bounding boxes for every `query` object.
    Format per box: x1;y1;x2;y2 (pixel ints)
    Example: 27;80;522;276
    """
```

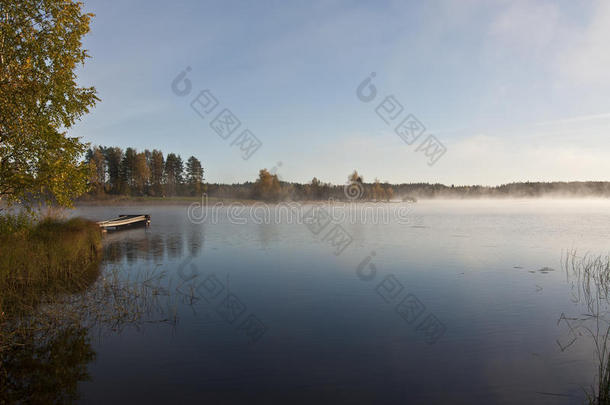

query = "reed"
0;214;103;318
563;251;610;404
0;265;177;402
0;213;182;401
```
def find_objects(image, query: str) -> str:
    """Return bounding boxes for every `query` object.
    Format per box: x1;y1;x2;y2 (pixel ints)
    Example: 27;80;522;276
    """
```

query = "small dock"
97;214;151;231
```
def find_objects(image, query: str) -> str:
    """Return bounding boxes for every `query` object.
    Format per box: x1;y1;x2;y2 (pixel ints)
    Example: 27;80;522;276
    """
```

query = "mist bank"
78;179;610;203
198;180;610;201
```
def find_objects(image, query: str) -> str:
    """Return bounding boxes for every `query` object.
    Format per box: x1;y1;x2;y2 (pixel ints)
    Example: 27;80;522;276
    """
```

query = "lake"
66;199;610;403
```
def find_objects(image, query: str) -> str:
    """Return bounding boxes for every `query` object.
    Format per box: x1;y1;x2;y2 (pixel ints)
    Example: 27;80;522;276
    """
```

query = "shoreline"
73;195;610;207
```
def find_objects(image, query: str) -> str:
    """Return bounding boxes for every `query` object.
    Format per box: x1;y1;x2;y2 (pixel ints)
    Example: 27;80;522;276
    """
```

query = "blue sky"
72;0;610;185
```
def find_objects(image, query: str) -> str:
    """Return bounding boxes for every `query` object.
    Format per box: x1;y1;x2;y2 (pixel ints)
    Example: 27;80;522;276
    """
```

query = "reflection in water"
0;256;100;403
103;240;124;265
166;233;183;259
0;265;179;404
256;221;278;248
187;227;203;256
150;233;165;263
102;226;206;265
0;325;95;403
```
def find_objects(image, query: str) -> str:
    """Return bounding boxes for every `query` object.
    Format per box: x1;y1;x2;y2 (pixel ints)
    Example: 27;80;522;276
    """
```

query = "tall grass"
0;214;102;318
0;213;183;401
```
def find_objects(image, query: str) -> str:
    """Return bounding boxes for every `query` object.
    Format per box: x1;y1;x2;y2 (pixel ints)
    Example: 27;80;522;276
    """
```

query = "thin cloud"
534;112;610;126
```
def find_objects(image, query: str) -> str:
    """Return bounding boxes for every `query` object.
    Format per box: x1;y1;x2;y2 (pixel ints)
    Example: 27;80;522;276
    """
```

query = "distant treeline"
209;170;610;201
207;170;395;201
388;181;610;199
84;146;204;197
83;151;610;201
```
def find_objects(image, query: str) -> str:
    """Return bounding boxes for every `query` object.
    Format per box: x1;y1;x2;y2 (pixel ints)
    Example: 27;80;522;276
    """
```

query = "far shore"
75;195;247;206
72;195;610;207
75;196;410;206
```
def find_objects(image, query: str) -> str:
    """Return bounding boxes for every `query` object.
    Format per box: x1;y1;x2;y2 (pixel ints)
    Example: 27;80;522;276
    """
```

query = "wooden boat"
97;214;151;231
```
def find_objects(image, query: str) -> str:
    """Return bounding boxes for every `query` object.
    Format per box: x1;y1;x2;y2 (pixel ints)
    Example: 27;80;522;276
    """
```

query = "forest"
84;146;204;197
84;150;610;201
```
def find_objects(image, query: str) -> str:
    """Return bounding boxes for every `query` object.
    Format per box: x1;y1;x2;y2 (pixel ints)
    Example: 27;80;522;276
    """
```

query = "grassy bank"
0;215;102;318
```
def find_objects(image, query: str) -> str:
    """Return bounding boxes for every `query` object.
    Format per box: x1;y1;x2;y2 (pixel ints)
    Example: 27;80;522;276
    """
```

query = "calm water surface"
69;199;610;404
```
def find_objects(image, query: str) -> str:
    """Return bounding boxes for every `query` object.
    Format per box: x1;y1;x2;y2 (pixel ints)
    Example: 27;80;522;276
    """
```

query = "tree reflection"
101;230;203;265
0;324;95;404
0;265;177;404
187;226;203;257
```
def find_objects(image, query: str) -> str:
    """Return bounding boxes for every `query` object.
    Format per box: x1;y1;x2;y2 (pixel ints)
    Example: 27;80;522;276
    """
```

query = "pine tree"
103;147;123;194
150;150;164;196
164;153;183;196
119;148;137;194
185;156;204;196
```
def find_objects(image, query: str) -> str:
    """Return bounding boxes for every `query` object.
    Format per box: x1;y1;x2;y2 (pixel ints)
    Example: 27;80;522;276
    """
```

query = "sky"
72;0;610;186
